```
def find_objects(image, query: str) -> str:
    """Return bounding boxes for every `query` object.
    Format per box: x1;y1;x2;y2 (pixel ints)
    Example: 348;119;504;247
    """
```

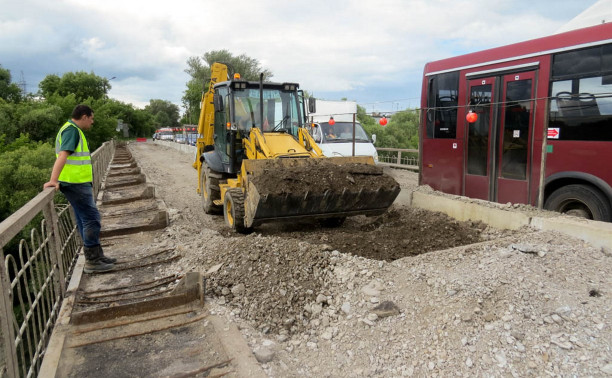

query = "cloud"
0;0;598;112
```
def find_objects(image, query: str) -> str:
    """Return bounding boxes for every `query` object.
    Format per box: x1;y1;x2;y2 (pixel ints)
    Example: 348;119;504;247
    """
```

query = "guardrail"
0;140;115;378
154;140;420;172
376;147;419;171
153;139;197;156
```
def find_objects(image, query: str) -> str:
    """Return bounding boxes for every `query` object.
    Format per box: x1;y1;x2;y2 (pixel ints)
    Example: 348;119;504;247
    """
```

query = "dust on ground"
129;141;612;377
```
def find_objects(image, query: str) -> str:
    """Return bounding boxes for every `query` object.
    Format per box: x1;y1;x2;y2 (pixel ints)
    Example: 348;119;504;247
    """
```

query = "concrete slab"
109;162;137;169
99;184;155;206
100;199;168;237
104;173;146;189
531;216;612;251
411;191;531;230
107;166;142;177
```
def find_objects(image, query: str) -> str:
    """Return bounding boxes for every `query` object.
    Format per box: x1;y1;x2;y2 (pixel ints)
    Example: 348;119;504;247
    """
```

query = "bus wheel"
544;184;612;222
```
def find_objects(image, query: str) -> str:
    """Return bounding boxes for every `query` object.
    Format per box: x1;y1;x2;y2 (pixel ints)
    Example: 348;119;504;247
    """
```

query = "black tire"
544;184;612;222
320;217;346;228
200;162;223;214
223;188;253;234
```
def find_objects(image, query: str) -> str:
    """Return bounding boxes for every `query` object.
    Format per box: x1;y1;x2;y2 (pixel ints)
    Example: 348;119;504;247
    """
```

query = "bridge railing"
0;140;115;378
376;147;419;171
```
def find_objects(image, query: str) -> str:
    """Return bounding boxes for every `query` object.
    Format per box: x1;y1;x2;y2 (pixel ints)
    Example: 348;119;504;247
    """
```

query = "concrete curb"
530;216;612;251
410;191;531;230
401;190;612;251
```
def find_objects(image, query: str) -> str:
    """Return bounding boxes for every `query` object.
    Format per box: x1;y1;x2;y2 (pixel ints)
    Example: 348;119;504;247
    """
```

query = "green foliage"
18;105;64;143
39;71;111;102
182;50;273;126
358;105;420;149
144;99;179;128
0;136;55;222
0;65;22;103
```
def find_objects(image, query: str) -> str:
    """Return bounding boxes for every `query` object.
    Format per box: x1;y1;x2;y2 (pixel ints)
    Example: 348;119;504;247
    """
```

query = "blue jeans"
60;184;101;248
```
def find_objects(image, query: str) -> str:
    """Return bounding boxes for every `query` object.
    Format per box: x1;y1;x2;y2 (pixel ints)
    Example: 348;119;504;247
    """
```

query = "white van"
311;121;379;163
308;100;379;163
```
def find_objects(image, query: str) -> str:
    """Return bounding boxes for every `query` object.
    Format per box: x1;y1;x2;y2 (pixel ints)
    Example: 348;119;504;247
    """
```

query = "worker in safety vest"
43;105;116;273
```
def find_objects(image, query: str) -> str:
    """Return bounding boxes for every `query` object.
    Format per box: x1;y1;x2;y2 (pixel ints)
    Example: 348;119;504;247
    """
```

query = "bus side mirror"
371;134;377;143
213;94;224;112
308;97;316;114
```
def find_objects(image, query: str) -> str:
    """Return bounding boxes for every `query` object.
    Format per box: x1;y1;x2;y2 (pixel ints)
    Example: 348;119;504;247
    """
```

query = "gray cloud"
0;0;598;111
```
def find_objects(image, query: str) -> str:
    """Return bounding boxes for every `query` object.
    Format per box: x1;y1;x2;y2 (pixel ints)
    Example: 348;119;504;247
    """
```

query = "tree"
0;135;55;222
358;105;420;149
0;65;22;103
182;50;273;125
18;104;64;143
144;99;179;128
38;71;111;102
102;99;154;138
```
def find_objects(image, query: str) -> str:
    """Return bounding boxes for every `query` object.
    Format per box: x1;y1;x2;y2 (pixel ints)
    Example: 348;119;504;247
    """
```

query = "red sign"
547;128;560;139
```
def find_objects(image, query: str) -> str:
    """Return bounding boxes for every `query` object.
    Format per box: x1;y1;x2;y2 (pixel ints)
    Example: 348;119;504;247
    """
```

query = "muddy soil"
255;207;489;261
251;160;399;196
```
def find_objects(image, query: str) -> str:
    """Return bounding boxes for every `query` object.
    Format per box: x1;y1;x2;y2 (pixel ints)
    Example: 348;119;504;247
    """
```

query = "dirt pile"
257;207;505;261
250;160;399;196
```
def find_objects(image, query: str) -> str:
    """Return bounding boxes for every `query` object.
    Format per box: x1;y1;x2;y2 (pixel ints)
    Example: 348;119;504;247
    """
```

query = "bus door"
464;77;496;200
464;71;536;204
495;72;536;204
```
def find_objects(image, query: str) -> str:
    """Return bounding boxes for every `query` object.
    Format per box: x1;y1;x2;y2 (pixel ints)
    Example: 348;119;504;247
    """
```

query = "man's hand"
43;181;60;190
45;150;70;191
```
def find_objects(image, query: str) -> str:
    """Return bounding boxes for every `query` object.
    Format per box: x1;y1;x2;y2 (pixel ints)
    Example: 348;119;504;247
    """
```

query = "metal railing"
0;140;115;378
376;147;419;170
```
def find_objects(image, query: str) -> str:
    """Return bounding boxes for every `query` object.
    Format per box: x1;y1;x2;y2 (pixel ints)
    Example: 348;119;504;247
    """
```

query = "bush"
0;136;55;222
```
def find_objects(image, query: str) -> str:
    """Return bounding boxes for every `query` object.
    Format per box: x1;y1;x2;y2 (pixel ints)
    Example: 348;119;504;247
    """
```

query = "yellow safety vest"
55;121;93;183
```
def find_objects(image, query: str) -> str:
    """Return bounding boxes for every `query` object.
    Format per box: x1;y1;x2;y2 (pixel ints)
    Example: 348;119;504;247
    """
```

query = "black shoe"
97;246;117;264
84;258;114;273
100;255;117;264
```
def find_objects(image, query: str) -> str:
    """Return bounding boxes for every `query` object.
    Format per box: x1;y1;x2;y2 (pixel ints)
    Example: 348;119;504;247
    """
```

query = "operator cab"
213;80;303;137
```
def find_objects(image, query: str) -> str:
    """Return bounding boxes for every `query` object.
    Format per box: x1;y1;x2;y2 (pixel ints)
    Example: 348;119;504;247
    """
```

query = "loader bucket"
241;156;401;227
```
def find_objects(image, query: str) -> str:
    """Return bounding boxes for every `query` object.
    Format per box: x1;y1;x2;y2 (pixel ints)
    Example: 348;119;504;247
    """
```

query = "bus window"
550;76;612;141
501;79;532;180
549;43;612;141
467;85;492;176
426;71;459;139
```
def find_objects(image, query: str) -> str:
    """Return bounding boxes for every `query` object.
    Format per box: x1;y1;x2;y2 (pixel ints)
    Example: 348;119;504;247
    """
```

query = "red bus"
419;23;612;222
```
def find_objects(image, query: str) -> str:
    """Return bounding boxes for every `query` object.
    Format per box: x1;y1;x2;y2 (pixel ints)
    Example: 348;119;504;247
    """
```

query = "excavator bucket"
241;156;401;227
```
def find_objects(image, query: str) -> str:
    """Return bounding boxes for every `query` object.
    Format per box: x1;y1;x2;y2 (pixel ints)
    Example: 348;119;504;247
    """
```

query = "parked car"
174;135;186;144
186;133;199;146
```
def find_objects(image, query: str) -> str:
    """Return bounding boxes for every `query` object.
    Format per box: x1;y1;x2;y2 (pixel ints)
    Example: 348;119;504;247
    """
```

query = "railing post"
396;150;401;165
42;199;66;297
0;247;19;378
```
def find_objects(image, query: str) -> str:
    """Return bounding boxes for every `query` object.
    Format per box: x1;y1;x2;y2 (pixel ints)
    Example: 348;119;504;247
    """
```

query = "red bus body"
420;23;612;221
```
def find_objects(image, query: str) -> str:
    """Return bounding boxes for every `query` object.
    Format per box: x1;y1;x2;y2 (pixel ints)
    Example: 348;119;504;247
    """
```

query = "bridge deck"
40;144;264;378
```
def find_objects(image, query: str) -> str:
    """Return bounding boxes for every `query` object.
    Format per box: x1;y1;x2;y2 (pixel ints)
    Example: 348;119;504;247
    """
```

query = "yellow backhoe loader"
193;63;400;233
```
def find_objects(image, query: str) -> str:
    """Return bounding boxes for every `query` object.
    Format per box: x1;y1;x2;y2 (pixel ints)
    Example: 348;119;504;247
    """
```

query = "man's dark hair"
71;104;93;120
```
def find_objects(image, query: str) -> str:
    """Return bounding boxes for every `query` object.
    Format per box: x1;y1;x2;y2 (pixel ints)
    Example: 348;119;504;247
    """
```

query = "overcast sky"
0;0;599;113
